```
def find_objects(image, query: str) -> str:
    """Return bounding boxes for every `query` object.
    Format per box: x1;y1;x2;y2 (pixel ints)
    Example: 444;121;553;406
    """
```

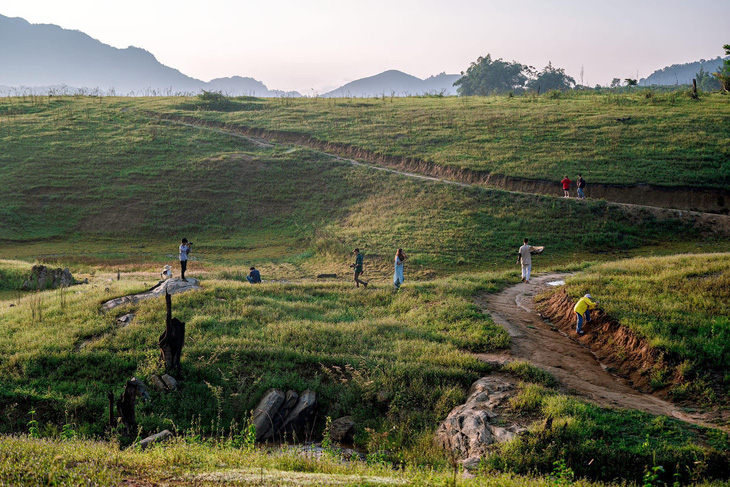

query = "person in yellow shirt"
573;294;598;335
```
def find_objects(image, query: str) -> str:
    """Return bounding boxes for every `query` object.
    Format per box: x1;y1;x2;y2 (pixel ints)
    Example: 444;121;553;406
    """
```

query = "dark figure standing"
179;238;191;281
577;174;586;199
352;248;368;288
247;267;262;284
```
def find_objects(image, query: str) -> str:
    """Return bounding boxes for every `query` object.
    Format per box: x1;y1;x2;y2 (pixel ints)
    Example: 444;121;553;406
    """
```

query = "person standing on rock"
393;248;408;291
577;174;586;199
573;293;598;335
179;238;192;281
351;248;368;288
561;175;572;198
517;238;533;283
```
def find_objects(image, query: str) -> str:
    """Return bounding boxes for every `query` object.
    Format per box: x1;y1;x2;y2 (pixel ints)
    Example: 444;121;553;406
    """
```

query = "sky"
3;0;729;93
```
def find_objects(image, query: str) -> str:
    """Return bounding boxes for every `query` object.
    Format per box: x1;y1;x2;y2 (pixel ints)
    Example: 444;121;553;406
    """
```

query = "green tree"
454;54;531;95
712;44;730;92
696;66;721;91
610;78;622;88
624;78;638;87
527;62;576;92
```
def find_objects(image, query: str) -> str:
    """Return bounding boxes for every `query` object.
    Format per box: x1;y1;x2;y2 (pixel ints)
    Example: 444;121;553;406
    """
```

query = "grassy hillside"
1;264;727;483
0;96;725;277
138;91;730;188
561;253;730;402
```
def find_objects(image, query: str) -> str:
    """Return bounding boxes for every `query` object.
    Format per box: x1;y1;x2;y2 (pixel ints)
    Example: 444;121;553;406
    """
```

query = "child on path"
179;238;191;281
393;248;408;291
517;238;532;283
577;174;586;199
573;294;598;335
351;248;368;288
561;176;572;198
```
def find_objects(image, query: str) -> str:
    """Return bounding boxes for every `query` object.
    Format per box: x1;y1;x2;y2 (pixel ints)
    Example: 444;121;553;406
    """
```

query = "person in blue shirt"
246;267;262;284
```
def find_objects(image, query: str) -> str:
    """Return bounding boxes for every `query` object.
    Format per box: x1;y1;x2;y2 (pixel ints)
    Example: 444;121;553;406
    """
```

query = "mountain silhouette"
0;13;300;96
641;56;728;86
322;70;462;97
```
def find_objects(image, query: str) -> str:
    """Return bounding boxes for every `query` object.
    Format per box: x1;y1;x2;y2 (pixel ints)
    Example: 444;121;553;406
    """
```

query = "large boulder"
21;265;75;290
281;389;317;439
436;377;525;469
262;390;299;441
101;278;200;311
252;389;286;442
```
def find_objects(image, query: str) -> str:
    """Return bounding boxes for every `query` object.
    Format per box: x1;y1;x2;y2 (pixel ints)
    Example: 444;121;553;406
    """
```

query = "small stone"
160;374;179;391
150;375;167;392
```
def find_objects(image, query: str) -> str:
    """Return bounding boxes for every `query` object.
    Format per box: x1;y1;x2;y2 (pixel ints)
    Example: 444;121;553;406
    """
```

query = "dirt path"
159;116;730;234
476;274;718;429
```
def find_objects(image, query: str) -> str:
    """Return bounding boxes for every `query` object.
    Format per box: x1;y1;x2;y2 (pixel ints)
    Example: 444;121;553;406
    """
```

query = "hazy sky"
4;0;729;92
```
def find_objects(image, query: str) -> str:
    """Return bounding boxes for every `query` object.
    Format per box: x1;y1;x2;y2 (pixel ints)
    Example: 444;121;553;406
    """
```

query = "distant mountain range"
0;13;300;96
641;56;728;86
322;70;462;97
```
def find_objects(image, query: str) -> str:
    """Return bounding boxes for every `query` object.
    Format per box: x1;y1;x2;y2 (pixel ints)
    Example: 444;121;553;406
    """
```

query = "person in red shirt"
560;176;571;198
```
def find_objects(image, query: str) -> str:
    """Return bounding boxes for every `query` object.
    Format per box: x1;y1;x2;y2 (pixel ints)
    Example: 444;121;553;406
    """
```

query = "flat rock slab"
138;429;173;450
102;278;200;311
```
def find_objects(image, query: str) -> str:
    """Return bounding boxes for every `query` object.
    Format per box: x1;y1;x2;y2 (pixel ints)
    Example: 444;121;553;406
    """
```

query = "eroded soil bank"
158;114;730;214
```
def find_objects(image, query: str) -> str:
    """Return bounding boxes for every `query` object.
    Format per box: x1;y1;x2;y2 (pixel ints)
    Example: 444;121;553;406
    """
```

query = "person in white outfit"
517;238;532;283
161;265;173;281
393;248;408;291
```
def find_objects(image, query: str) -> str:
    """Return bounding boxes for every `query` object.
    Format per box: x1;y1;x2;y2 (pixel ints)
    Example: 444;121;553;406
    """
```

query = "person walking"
179;238;192;281
573;293;598;335
577;174;586;199
517;238;533;283
246;267;261;284
351;248;368;288
561;176;572;198
393;248;408;291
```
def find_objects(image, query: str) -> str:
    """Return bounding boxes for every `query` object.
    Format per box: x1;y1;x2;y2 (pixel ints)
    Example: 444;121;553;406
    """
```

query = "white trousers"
521;263;532;281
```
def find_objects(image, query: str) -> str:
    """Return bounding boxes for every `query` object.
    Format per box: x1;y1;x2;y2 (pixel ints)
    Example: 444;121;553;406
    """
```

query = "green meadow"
135;90;730;188
1;94;730;485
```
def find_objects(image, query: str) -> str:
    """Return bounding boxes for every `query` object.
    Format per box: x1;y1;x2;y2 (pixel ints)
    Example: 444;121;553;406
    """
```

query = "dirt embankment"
158;114;730;214
536;289;667;394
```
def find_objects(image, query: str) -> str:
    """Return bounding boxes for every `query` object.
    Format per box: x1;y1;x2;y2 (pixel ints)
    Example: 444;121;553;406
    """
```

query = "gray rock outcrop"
21;265;74;290
251;388;317;442
101;278;200;311
436;377;525;469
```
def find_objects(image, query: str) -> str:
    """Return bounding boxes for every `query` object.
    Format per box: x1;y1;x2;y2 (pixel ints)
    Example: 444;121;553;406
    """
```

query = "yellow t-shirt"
574;296;597;315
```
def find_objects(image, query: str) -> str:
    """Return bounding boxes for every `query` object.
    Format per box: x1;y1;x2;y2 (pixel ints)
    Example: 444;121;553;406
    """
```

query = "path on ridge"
158;116;730;233
476;274;721;430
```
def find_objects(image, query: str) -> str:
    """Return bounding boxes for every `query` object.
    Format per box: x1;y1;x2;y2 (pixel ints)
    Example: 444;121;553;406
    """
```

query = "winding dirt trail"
476;274;718;429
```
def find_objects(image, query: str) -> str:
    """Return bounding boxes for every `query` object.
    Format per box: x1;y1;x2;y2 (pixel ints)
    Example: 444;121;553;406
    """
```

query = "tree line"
455;45;730;96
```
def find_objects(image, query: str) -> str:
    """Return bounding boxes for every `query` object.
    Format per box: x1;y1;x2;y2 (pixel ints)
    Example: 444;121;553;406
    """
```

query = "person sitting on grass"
246;267;262;284
574;293;598;335
161;265;173;281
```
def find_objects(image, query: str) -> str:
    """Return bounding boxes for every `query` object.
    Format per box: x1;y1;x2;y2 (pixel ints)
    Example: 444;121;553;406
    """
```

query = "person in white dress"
393;248;408;291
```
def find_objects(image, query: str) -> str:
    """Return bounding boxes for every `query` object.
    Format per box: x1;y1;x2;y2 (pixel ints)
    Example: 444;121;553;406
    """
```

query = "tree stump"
158;291;185;378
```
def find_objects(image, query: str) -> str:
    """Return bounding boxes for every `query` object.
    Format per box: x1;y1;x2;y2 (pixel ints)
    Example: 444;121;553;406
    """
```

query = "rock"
160;374;179;391
263;390;299;441
117;313;135;326
253;389;286;442
282;389;317;439
21;265;77;291
317;274;337;279
329;416;355;443
150;375;167;392
83;278;89;284
61;268;73;287
138;429;173;450
101;277;200;311
435;376;524;469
